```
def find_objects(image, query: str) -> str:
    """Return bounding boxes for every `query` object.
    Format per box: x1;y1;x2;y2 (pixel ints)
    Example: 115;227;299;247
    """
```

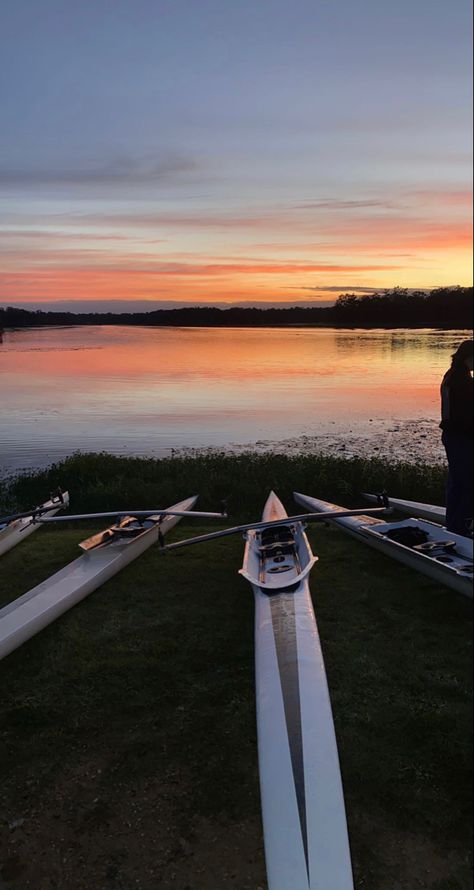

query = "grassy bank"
0;450;447;517
0;453;472;889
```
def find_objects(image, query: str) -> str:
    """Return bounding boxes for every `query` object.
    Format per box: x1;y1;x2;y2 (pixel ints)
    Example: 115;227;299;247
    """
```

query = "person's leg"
442;431;473;536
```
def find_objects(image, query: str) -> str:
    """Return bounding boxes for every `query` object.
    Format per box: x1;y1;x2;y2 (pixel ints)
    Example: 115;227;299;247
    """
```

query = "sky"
0;0;472;311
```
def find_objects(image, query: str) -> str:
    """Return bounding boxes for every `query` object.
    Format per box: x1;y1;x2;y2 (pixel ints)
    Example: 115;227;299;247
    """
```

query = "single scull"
0;490;69;558
242;492;354;889
0;495;197;660
294;492;473;599
164;493;355;888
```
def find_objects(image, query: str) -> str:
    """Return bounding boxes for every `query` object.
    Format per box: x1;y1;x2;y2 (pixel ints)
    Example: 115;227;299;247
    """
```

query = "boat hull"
248;492;353;889
0;496;197;660
0;492;70;557
294;493;473;599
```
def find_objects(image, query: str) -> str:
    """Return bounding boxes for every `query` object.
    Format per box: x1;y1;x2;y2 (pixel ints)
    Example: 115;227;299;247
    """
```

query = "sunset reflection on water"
0;326;468;470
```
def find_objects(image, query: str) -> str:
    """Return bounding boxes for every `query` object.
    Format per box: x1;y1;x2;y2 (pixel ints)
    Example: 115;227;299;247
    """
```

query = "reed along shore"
0;450;447;518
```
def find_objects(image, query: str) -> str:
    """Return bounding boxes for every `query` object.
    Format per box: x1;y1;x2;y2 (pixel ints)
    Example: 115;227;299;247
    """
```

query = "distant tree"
1;287;472;329
333;286;472;328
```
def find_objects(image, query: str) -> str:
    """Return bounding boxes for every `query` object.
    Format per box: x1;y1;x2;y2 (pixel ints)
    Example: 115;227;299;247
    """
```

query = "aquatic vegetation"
1;451;446;518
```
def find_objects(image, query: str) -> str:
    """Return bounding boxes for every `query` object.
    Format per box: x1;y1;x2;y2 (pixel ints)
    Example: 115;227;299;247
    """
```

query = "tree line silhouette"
1;286;472;330
332;286;472;327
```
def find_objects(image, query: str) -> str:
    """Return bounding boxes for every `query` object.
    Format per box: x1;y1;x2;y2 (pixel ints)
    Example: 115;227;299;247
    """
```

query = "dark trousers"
442;430;473;536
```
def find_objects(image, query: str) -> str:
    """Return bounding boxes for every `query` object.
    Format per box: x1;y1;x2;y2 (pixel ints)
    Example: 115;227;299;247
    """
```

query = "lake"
0;325;469;472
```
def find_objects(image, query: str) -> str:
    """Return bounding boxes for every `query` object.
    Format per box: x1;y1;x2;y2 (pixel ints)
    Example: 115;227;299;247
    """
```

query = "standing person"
440;339;473;536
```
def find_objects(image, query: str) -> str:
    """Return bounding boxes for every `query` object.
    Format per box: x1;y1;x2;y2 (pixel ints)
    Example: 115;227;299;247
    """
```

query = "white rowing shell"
294;492;473;599
0;495;197;660
244;492;354;889
0;492;70;557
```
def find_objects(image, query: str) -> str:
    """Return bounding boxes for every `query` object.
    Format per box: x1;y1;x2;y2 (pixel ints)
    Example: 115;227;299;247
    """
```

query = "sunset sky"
0;0;472;310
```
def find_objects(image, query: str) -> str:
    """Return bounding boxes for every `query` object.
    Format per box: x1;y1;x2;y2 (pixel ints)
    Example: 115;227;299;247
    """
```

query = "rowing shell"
0;491;70;558
363;493;446;526
0;495;197;660
294;492;473;599
241;491;354;889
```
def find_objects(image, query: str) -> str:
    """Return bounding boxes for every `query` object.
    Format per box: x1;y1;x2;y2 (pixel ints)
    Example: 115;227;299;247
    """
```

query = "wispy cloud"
0;154;199;188
0;256;400;274
0;229;164;245
292;198;397;211
293;285;382;293
1;186;471;305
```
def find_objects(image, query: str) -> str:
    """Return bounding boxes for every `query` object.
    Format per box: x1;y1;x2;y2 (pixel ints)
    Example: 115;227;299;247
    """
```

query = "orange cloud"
1;188;471;304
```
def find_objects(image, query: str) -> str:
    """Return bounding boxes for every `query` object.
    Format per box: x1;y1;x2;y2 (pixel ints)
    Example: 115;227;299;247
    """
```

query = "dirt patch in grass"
351;809;473;889
0;748;266;890
2;781;472;890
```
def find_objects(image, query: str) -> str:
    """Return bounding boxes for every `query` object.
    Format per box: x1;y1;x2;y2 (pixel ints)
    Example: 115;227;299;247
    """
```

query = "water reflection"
0;326;468;471
333;329;466;354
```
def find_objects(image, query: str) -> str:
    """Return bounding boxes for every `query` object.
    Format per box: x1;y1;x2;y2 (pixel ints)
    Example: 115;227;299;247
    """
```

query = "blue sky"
1;0;472;309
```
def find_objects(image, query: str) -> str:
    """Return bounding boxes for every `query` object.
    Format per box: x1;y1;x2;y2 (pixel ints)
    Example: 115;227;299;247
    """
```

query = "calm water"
0;326;468;472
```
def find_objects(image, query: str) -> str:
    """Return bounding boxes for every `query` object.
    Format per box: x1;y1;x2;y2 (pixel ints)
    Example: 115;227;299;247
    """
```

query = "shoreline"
176;417;446;467
0;417;447;480
2;322;473;333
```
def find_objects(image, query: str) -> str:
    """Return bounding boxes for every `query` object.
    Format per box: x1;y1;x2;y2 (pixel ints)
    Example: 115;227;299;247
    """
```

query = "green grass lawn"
0;454;472;888
0;518;472;889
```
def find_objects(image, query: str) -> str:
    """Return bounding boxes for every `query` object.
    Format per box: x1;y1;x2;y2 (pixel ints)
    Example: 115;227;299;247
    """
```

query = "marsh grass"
0;450;446;518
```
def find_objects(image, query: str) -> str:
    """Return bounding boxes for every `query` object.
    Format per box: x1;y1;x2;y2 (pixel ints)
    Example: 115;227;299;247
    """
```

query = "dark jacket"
440;365;473;438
